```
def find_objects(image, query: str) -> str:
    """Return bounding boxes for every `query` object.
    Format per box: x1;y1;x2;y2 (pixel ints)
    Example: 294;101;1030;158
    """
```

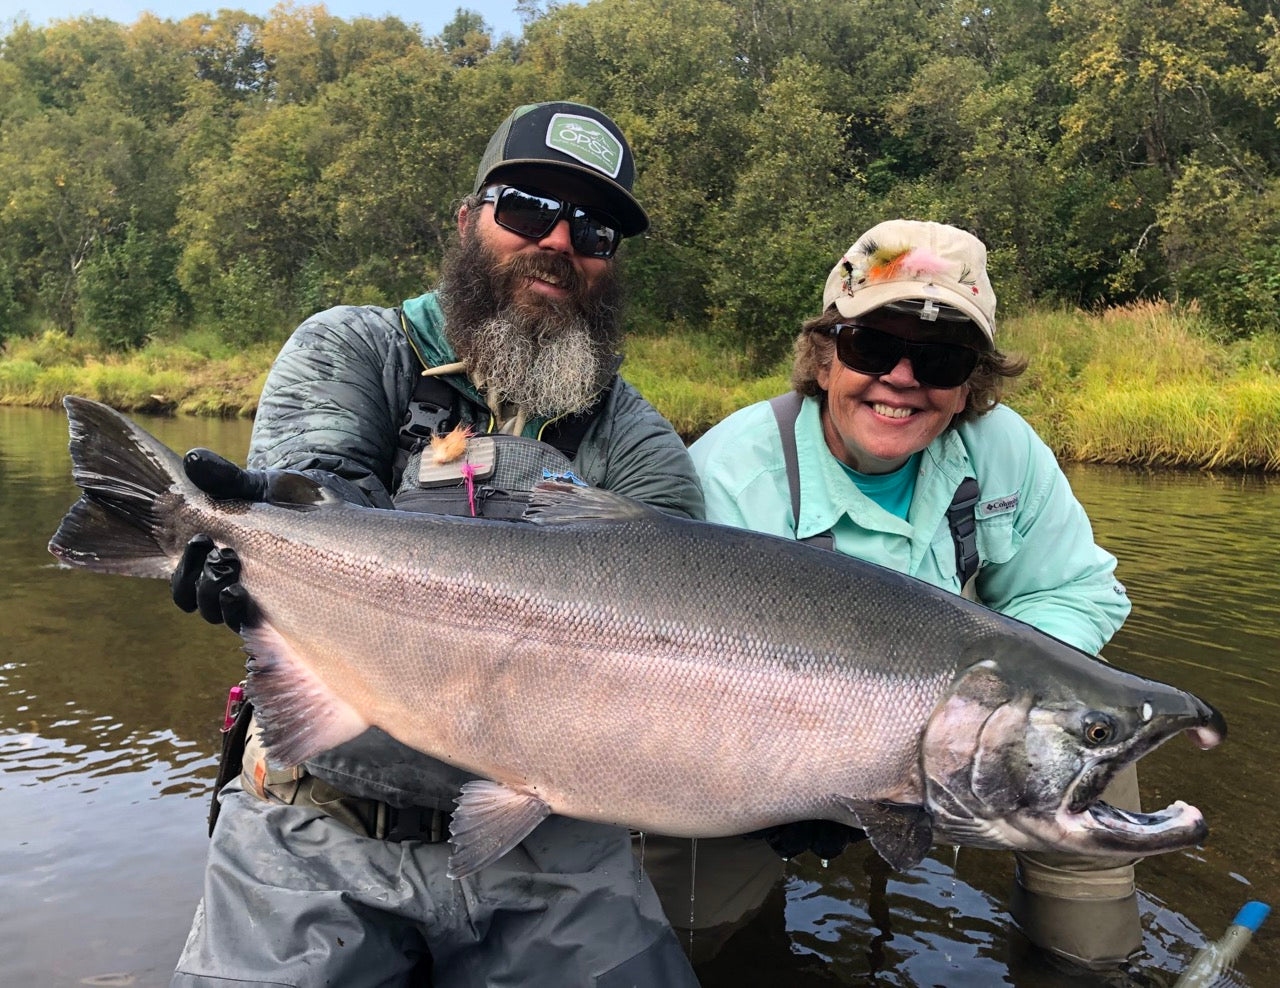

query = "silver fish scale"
179;498;978;835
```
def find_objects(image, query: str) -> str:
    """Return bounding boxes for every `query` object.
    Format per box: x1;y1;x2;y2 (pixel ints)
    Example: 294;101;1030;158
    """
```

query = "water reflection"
3;406;1276;986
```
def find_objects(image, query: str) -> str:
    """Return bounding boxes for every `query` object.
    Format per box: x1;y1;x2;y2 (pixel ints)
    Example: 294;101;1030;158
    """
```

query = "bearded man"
168;103;703;988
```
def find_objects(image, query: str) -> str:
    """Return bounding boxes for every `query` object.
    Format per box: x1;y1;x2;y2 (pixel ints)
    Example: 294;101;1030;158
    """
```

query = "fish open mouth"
1073;798;1208;850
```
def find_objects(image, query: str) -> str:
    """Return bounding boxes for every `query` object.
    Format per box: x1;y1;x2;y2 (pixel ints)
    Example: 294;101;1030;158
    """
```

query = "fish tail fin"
48;395;190;579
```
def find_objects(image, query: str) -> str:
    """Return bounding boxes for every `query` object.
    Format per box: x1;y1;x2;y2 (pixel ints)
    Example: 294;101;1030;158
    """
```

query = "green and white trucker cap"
474;101;649;236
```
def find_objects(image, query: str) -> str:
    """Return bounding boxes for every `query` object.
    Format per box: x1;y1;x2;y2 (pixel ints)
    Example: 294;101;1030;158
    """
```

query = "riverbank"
2;301;1278;469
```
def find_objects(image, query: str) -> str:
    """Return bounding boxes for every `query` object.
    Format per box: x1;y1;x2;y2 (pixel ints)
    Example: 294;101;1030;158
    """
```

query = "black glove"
171;535;254;632
170;448;297;634
171;449;358;630
751;820;867;862
183;448;330;506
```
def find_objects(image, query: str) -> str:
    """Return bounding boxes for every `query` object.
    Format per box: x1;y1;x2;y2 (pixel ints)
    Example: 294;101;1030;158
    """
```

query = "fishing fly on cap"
821;219;999;340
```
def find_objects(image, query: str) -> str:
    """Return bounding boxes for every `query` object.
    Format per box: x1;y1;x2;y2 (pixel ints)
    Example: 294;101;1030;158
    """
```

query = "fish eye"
1083;714;1116;746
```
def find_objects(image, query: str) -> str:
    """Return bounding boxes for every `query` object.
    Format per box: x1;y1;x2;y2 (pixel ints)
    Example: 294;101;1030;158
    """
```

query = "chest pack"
768;391;980;588
393;363;606;519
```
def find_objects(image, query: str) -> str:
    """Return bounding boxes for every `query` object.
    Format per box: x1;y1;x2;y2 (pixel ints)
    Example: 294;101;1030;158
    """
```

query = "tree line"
1;0;1277;363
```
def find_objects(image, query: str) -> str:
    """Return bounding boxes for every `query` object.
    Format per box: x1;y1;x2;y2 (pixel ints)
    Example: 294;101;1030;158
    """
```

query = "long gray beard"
465;313;614;419
438;224;623;419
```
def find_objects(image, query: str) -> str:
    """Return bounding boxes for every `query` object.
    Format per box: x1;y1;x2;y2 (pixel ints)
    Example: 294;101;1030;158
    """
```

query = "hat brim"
831;282;994;340
480;161;649;237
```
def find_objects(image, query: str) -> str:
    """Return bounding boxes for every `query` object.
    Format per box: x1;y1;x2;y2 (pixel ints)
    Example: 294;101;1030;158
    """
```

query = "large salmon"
48;396;1225;878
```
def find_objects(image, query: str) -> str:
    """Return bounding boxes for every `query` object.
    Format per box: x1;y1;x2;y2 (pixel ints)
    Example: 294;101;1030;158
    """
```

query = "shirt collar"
792;396;974;539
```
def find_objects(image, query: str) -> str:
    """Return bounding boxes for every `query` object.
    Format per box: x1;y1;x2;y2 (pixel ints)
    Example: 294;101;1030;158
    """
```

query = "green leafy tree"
436;8;491;66
173;100;340;315
706;57;851;361
312;44;505;303
522;0;754;326
78;217;185;349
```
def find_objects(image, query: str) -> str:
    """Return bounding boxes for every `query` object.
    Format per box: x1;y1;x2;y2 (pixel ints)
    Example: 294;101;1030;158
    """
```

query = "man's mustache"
502;251;583;297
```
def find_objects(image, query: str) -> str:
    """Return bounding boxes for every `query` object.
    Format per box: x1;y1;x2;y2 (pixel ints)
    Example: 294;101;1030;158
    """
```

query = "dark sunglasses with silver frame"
479;185;622;259
824;322;980;389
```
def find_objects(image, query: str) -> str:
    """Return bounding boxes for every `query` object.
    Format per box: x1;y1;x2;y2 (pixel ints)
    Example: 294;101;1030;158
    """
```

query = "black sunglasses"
479;185;621;259
824;323;980;388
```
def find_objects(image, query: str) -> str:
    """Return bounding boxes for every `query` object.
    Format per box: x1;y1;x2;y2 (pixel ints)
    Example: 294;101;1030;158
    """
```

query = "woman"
690;220;1142;969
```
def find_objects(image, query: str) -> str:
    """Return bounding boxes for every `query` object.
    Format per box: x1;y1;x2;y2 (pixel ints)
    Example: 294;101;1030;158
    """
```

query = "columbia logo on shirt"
978;492;1019;517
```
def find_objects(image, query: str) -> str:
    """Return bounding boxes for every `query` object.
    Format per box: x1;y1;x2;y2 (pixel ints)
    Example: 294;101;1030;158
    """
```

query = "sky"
0;0;528;40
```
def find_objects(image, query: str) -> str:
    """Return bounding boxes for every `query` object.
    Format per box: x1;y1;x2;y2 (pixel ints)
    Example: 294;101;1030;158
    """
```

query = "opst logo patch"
545;113;622;178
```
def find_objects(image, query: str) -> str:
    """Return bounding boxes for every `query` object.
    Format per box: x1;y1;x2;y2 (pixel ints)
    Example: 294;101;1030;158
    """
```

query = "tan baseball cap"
822;220;997;339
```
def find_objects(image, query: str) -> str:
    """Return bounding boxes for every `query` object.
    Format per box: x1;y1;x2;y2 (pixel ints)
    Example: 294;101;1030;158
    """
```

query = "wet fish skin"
48;396;1226;879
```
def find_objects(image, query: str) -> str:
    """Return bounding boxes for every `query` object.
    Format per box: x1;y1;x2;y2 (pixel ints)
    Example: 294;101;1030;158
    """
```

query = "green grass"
623;332;790;438
0;327;278;416
4;302;1280;469
998;301;1280;470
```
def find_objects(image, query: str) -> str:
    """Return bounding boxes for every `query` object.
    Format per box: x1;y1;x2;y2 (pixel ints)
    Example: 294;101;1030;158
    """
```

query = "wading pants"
636;834;785;963
1011;763;1144;968
171;778;698;988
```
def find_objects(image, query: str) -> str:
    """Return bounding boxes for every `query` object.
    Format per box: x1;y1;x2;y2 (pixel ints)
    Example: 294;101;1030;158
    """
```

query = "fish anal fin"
243;619;368;768
447;780;552;879
836;797;933;871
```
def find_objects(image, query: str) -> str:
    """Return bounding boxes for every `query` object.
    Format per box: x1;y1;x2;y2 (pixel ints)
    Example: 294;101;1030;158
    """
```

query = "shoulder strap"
947;476;981;590
538;379;613;460
395;371;462;477
769;391;834;551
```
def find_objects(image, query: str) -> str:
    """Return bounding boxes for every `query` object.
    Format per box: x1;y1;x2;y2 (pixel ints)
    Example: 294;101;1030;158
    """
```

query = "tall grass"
1000;302;1280;470
0;327;278;416
623;332;790;438
3;302;1279;469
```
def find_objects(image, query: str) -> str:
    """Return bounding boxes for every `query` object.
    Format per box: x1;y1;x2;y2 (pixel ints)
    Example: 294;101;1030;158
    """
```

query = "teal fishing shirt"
690;395;1130;655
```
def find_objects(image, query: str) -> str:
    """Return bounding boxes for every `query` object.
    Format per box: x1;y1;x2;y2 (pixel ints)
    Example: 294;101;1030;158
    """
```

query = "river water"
2;404;1276;987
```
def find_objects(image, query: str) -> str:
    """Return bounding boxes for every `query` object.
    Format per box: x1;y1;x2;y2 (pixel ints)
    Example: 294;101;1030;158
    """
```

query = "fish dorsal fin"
835;797;934;871
447;780;552;879
523;480;654;525
243;619;369;767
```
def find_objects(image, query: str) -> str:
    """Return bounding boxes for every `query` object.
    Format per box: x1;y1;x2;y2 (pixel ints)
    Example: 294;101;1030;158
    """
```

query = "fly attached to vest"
393;363;606;519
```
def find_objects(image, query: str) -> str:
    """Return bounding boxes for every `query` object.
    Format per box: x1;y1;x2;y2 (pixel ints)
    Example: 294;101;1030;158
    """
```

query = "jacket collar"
401;292;486;408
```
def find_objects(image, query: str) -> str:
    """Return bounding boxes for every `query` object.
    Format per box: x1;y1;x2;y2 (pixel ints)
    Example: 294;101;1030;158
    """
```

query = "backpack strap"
769;391;834;551
947;475;981;591
395;371;461;479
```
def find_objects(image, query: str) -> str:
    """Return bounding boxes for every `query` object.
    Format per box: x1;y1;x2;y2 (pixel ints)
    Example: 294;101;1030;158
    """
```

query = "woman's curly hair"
789;308;1027;424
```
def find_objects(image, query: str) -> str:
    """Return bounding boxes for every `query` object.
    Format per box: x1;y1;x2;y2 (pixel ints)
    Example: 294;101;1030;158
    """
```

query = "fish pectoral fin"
835;797;933;871
447;780;552;880
243;619;369;767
